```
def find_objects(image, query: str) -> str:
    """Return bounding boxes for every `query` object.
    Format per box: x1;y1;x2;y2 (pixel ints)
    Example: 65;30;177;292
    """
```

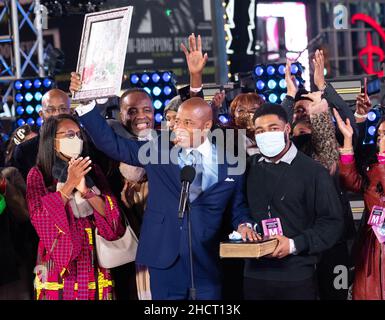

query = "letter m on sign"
269;229;278;236
371;215;380;225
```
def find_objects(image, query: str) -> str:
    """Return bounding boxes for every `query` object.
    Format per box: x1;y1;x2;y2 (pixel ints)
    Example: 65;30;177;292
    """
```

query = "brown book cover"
219;238;278;258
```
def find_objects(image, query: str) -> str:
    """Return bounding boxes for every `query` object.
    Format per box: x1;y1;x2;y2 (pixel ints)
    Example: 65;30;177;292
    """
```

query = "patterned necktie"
185;149;203;202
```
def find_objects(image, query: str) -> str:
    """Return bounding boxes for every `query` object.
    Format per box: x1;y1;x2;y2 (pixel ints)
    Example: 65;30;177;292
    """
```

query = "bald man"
71;77;256;299
13;89;71;179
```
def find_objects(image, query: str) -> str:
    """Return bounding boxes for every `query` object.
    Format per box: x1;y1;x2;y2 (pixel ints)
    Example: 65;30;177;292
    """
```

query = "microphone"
178;165;196;219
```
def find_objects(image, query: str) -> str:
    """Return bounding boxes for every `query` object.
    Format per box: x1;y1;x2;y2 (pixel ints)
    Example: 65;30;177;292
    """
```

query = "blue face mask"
255;131;286;157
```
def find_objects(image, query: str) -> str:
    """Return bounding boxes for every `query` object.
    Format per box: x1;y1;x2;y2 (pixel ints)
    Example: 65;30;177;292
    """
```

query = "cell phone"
362;77;367;96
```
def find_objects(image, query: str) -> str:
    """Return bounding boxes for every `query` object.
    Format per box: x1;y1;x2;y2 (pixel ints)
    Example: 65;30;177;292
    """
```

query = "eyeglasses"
43;107;70;114
56;130;82;139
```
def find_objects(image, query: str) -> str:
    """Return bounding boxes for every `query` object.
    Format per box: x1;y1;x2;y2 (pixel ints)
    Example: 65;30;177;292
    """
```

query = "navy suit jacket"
79;108;252;280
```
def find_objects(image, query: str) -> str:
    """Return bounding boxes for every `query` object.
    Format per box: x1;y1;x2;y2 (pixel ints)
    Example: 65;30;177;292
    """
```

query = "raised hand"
67;156;92;191
69;72;82;95
210;90;225;109
333;109;354;148
285;59;298;98
303;91;328;116
355;93;372;116
313;49;326;90
181;34;208;76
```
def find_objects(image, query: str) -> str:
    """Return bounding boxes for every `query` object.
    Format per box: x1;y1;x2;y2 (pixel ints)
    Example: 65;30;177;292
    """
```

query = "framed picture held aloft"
72;6;133;101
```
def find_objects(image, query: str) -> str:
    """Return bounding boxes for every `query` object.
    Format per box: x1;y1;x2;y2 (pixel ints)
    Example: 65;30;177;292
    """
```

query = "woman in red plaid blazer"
26;114;124;300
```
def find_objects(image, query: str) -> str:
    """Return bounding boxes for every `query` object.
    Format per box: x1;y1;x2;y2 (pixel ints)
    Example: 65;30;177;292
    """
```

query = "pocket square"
225;177;235;182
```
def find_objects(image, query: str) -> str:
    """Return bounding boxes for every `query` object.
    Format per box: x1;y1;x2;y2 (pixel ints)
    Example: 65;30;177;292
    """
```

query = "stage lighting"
152;73;160;83
14;77;55;128
368;125;376;136
255;66;264;76
267;79;277;90
256;80;265;90
24;80;32;89
267;65;275;76
279;79;287;89
16;106;24;115
14;81;23;90
153;100;162;109
143;87;151;95
155;113;163;123
34;79;42;89
25;93;33;102
37;117;43;127
15;94;23;103
278;65;285;75
26;105;34;114
368;111;377;122
153;87;162;96
130;74;139;85
280;93;287;101
218;114;229;124
268;93;278;103
141;74;150;84
259;94;266;101
162;72;171;82
163;86;172;96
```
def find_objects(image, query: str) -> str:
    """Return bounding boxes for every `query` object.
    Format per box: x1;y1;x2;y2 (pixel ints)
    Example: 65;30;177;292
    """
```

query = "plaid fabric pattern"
27;166;124;300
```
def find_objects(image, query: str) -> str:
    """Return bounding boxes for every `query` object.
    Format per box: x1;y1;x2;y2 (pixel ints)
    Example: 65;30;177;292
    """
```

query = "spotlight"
162;72;171;82
267;79;277;90
278;65;286;75
268;93;278;103
34;92;43;101
153;100;162;109
267;65;275;76
27;118;35;126
255;66;264;76
26;105;34;114
153;87;162;96
152;73;160;83
16;106;24;115
37;117;43;127
24;80;32;89
14;81;23;90
290;64;299;74
15;94;24;103
279;79;287;89
256;80;265;91
141;74;150;84
34;79;42;88
35;104;42;113
218;114;229;124
143;87;151;95
25;92;33;102
368;125;376;136
155;113;163;123
280;93;287;101
368;111;377;122
163;86;172;96
130;74;139;84
17;119;25;127
43;78;52;88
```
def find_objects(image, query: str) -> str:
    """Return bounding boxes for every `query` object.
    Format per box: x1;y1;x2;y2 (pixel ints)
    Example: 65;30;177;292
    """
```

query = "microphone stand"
183;200;196;300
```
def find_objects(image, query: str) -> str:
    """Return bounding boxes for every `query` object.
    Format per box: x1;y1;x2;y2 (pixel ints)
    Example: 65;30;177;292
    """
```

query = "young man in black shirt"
245;103;344;300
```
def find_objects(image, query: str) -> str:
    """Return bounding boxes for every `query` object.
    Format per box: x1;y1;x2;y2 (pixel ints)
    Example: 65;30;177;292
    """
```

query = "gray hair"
163;95;182;117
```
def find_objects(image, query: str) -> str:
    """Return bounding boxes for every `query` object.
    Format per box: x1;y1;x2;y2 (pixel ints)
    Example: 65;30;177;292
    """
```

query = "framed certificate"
72;6;133;101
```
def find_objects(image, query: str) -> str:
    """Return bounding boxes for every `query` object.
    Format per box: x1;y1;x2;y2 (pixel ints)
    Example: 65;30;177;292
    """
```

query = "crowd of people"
0;33;383;300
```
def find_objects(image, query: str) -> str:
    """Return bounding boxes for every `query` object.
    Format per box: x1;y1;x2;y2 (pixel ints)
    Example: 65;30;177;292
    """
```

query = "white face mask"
57;136;83;159
255;131;286;158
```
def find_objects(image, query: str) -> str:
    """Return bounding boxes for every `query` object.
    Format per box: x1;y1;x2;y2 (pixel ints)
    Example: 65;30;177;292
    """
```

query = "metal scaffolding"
0;0;44;112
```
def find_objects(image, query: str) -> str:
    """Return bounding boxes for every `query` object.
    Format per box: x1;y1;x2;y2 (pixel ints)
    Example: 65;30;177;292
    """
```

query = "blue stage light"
163;86;172;95
162;72;171;82
17;119;25;127
130;74;139;84
15;93;23;103
143;87;151;95
25;92;33;102
267;65;275;75
256;80;265;90
141;74;150;83
218;115;229;124
16;106;24;115
24;80;32;89
164;99;171;106
34;79;42;88
27;118;35;126
255;66;264;77
153;86;162;96
37;117;43;127
267;79;277;90
26;105;34;114
295;79;300;87
155;113;163;123
368;125;376;136
153;100;162;109
278;65;286;75
280;93;287;101
279;79;287;89
260;94;266;101
368;111;377;122
35;104;42;113
14;81;23;90
291;64;299;74
34;92;43;101
268;93;278;103
43;78;52;88
152;73;160;83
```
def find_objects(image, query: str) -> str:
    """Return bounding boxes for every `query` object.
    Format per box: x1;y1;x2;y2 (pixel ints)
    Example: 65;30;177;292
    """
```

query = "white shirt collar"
185;138;212;159
258;143;298;164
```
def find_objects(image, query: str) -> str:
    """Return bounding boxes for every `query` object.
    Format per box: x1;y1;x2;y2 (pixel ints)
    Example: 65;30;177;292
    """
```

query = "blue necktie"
180;149;203;202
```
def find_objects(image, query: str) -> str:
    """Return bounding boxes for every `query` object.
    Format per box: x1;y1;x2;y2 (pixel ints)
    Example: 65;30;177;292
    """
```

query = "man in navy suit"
71;72;257;299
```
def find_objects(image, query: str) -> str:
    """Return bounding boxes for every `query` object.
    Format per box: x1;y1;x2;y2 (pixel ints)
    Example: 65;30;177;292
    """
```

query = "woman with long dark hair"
335;109;385;299
26;114;124;300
